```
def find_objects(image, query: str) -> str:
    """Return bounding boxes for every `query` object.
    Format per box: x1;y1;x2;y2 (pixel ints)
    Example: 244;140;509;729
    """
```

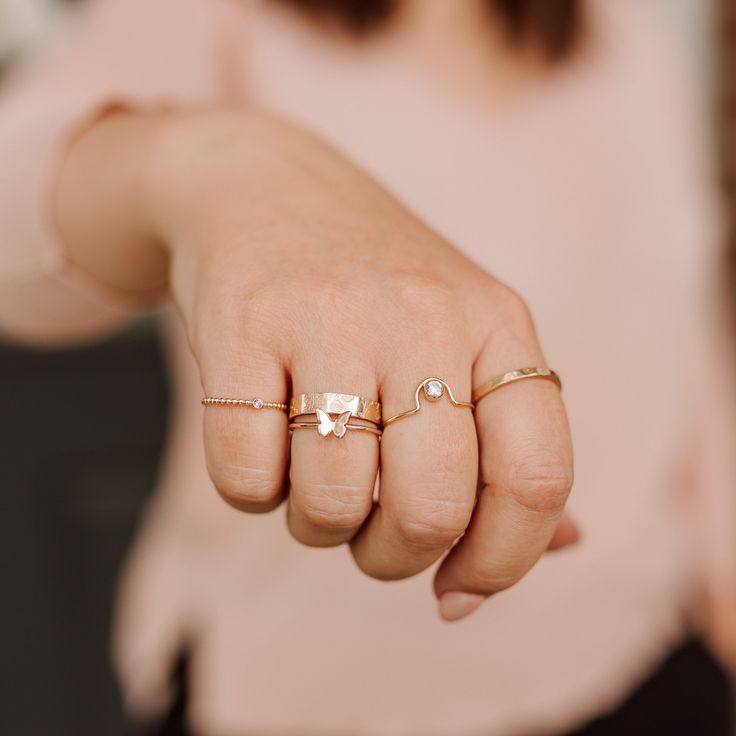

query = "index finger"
433;300;574;619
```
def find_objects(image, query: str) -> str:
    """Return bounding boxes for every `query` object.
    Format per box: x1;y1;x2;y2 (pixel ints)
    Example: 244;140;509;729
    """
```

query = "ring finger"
351;347;478;580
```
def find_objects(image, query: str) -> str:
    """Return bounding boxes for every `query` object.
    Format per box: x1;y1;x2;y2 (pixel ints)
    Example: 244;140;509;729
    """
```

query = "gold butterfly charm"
316;409;352;438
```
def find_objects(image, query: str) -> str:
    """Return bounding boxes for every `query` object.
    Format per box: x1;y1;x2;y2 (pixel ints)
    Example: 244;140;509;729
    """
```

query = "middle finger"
286;352;380;547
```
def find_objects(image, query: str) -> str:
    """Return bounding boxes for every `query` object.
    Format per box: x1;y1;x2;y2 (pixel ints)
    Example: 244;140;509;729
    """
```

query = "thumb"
112;538;187;721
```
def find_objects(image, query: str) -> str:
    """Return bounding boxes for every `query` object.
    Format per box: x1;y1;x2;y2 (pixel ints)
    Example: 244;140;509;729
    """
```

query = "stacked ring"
289;392;383;440
289;392;382;423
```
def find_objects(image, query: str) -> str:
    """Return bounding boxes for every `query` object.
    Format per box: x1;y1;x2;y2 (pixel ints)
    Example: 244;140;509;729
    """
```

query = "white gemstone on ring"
252;398;264;409
424;380;445;399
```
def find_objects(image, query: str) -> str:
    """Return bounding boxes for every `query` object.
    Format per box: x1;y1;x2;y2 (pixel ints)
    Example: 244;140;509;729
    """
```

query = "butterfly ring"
289;392;383;440
289;410;383;439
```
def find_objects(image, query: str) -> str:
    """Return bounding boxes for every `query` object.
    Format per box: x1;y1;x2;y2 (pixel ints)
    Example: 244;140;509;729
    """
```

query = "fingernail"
438;591;485;621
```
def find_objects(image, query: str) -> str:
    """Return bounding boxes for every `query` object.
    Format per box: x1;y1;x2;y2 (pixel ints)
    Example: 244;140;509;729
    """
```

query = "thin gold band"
383;378;474;428
201;397;287;411
289;421;383;437
472;368;561;404
289;392;382;424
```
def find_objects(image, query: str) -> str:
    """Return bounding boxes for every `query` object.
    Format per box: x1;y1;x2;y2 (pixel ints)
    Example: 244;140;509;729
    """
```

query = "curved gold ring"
473;367;561;404
383;378;474;428
202;397;287;411
289;392;382;424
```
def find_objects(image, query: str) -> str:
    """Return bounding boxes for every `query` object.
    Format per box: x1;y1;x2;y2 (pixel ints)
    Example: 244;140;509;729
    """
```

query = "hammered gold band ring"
383;378;474;428
289;392;382;424
473;367;561;404
288;391;383;440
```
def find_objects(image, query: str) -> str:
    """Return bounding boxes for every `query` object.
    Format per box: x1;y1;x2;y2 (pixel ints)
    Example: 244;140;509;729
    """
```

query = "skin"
110;320;577;724
56;107;576;622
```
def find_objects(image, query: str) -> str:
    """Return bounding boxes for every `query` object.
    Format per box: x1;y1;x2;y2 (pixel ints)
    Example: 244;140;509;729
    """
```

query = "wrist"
55;109;172;296
147;107;341;257
146;107;331;313
54;106;293;299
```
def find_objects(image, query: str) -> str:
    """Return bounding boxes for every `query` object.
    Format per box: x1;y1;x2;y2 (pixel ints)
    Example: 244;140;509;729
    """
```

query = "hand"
57;108;576;618
114;447;580;729
113;316;578;729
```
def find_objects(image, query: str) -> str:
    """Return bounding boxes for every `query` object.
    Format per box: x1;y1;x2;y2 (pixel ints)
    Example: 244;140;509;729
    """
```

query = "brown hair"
277;0;582;59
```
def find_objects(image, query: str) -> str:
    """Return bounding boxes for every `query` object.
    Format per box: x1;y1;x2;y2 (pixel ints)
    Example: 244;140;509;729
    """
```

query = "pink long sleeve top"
1;1;735;734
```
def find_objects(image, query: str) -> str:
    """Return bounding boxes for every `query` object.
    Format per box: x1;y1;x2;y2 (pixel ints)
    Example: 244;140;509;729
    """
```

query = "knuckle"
495;282;529;315
204;267;290;330
394;493;472;550
212;464;283;507
505;447;573;514
296;481;371;530
393;270;459;321
231;283;291;344
494;284;536;335
301;280;358;315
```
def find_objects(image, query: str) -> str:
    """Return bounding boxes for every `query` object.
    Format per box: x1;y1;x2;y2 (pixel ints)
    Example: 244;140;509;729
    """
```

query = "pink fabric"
0;0;734;733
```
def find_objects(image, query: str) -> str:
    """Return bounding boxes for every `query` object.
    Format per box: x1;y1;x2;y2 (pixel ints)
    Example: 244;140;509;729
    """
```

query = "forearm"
0;0;247;343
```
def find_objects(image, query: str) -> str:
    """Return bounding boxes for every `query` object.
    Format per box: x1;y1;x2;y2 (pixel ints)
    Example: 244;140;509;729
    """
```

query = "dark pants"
568;640;733;736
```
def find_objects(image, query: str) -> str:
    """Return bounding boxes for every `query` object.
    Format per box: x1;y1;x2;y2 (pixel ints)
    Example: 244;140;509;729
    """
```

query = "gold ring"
289;392;382;424
473;367;561;404
290;410;383;439
383;378;474;428
202;397;287;411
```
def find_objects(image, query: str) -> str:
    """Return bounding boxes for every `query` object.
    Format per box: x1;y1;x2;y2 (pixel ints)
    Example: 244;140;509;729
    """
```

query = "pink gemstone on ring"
252;398;264;409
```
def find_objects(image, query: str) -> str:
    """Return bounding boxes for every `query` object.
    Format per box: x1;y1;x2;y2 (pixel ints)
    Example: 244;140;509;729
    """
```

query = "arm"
56;103;576;615
0;0;238;343
1;0;576;620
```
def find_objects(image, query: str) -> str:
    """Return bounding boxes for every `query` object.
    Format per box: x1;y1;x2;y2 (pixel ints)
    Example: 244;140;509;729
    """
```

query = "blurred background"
0;0;733;734
0;4;170;734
